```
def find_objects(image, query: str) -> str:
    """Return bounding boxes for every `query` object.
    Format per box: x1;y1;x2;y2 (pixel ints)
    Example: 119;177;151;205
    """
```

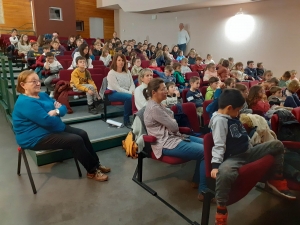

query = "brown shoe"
191;182;199;189
198;193;216;203
99;164;111;173
87;169;108;182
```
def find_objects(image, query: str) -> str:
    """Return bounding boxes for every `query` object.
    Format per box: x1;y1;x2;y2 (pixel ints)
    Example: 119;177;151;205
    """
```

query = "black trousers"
32;125;99;173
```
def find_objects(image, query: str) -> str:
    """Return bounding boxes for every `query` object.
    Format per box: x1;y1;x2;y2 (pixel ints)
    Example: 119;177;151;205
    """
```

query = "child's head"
156;42;162;49
282;71;291;81
108;42;113;49
234;62;243;71
133;57;141;67
144;40;148;45
79;43;89;58
222;60;230;68
224;78;236;88
218;89;245;118
164;65;173;76
76;39;82;47
247;60;255;68
76;56;87;69
139;68;153;85
235;83;248;99
155;50;163;58
45;52;55;63
126;45;132;53
11;28;17;36
172;45;178;52
257;62;263;69
189;76;200;90
228;57;234;64
20;34;29;45
189;51;196;58
150;59;157;67
142;44;148;51
101;49;109;57
207;54;212;60
150;45;155;52
178;50;183;56
218;58;225;65
267;77;279;87
287;80;300;94
262;70;273;81
208;77;219;90
51;41;59;50
94;42;101;50
196;57;203;65
207;63;216;72
69;36;75;43
269;86;282;98
172;62;181;72
290;70;297;79
181;58;188;66
115;47;123;54
166;82;176;94
31;42;38;51
42;45;50;53
248;85;264;108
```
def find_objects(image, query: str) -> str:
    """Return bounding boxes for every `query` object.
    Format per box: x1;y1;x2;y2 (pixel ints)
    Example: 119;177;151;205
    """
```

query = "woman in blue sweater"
12;70;110;182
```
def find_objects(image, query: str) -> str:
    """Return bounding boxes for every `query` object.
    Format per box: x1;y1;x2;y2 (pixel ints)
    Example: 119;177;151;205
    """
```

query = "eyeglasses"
25;80;42;85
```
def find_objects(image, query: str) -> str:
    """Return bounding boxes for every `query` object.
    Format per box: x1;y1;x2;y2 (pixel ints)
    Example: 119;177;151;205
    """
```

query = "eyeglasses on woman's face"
25;80;42;85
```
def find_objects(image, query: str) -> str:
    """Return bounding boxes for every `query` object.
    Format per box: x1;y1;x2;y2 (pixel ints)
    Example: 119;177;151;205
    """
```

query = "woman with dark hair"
36;34;45;53
12;70;111;182
107;54;135;126
143;78;207;201
71;43;93;69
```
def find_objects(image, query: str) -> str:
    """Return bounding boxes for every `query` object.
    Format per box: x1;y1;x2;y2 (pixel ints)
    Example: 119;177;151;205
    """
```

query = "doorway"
89;17;104;39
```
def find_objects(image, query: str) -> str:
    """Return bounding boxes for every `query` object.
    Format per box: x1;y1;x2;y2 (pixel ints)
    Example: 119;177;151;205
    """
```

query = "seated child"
50;41;64;56
131;57;143;76
230;62;248;82
235;83;252;114
244;60;259;80
205;54;215;64
161;82;181;107
247;85;270;114
290;70;298;81
27;42;41;68
173;62;188;91
180;58;192;75
224;78;236;89
262;70;273;82
205;77;219;100
228;57;234;70
279;71;292;88
268;86;284;102
186;76;204;125
70;56;101;115
176;50;185;62
100;49;111;67
92;41;102;56
210;89;295;225
284;80;300;108
217;60;230;82
191;57;205;74
148;59;163;72
203;63;218;81
161;65;176;83
187;50;196;65
261;77;279;91
71;39;83;58
256;62;265;78
42;52;63;98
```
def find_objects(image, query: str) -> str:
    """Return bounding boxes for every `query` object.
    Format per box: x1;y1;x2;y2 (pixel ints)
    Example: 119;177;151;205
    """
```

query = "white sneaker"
49;91;54;98
73;95;79;100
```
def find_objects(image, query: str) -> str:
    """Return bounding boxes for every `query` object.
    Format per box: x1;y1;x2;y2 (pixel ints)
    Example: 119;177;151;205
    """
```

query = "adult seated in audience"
71;43;93;69
217;59;230;82
100;49;111;67
134;68;153;110
143;78;207;201
244;60;260;80
7;29;18;56
12;70;110;182
107;54;135;126
17;34;31;58
36;34;45;53
71;56;101;114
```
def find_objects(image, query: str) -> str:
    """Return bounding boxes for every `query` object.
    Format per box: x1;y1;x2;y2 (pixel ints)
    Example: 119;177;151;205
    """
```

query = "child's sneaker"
88;105;98;115
215;206;228;225
267;179;296;199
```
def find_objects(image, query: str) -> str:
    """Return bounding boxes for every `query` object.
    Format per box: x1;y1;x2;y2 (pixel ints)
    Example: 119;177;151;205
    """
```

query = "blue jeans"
108;91;132;122
178;43;187;54
162;136;206;193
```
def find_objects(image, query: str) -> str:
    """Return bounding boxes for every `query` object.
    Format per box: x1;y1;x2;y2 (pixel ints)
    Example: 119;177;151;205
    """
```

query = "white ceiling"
98;0;267;13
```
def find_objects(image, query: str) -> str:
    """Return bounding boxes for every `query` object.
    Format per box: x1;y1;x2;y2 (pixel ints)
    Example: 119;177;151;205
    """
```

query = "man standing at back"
178;23;190;55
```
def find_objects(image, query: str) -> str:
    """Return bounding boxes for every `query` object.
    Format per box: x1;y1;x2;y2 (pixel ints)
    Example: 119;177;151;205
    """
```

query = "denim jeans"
108;91;132;123
162;136;206;193
178;43;187;54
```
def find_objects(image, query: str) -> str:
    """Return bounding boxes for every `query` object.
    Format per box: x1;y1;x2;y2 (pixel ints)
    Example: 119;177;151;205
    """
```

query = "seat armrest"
179;127;191;134
104;90;113;95
143;135;157;143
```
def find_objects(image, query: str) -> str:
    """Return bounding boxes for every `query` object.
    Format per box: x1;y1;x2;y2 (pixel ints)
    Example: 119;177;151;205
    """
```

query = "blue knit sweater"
12;92;67;148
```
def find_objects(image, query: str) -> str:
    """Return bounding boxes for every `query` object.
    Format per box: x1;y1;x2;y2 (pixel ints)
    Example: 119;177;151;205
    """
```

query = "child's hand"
174;90;180;96
54;101;61;109
211;169;219;179
48;110;57;117
87;90;94;95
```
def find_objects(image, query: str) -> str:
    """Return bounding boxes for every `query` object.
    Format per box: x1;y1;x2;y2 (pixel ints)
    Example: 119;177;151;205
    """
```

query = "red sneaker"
267;179;296;200
215;212;228;225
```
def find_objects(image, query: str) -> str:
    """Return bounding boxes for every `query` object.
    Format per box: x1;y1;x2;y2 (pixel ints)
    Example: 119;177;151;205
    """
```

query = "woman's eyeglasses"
25;80;42;85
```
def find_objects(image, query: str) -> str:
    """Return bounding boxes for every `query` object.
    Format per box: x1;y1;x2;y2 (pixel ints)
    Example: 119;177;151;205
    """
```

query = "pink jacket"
251;101;270;113
203;70;218;81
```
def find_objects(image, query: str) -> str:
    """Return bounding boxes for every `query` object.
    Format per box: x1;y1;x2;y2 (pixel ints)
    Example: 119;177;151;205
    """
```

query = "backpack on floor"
275;110;300;142
122;131;138;159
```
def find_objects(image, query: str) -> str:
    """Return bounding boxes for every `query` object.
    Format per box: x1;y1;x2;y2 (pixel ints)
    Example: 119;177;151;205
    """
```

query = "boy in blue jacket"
209;89;295;225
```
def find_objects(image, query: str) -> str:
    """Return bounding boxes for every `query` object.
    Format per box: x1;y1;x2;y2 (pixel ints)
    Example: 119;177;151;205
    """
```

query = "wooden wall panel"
75;0;114;40
1;0;33;34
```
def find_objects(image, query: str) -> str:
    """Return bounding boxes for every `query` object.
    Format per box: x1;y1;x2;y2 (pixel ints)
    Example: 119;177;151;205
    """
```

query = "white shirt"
178;29;190;45
71;52;93;69
134;83;148;110
9;36;19;45
181;65;192;74
205;59;215;65
100;54;112;67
